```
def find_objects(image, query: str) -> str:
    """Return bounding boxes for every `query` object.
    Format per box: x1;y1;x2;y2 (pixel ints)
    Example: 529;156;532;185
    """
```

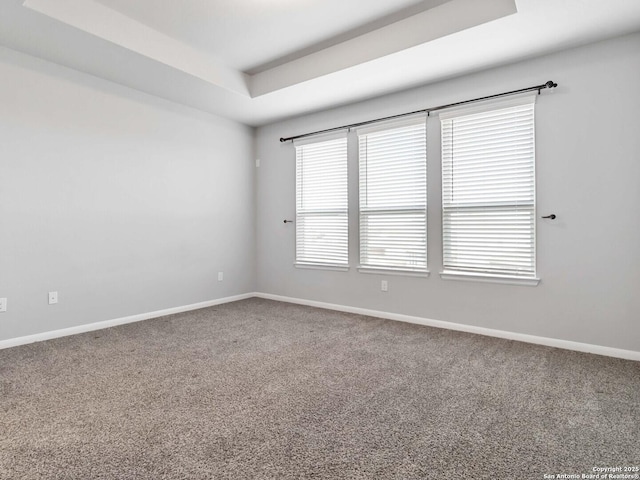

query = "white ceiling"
94;0;440;73
1;0;639;126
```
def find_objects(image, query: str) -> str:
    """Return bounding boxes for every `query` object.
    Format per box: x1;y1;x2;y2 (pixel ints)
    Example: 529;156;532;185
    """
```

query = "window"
440;95;538;284
358;117;427;273
295;135;348;268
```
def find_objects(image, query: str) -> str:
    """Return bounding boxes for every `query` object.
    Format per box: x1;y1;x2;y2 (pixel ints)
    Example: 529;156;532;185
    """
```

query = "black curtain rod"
279;80;558;143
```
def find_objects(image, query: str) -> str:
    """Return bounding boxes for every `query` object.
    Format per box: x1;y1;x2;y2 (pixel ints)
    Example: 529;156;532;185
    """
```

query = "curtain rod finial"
545;80;558;89
279;138;286;143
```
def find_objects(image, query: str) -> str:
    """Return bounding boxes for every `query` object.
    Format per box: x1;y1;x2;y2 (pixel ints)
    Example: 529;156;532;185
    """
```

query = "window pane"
359;119;427;271
295;137;348;267
441;100;536;278
360;211;427;270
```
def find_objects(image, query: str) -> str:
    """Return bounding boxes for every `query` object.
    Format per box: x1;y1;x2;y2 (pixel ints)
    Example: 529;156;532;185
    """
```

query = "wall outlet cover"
48;292;58;304
0;298;6;312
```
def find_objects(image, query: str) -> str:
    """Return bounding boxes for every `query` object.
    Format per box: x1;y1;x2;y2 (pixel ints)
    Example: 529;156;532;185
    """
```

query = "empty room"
1;0;639;478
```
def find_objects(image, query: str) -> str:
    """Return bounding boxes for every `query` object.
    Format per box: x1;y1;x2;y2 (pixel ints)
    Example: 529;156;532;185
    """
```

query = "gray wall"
0;47;256;341
255;32;640;352
2;33;639;351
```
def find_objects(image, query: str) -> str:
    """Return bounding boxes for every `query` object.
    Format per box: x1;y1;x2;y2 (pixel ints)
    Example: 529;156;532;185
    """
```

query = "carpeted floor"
1;298;638;479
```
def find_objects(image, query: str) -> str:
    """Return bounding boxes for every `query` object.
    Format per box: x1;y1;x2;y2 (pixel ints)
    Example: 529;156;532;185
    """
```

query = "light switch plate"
0;298;6;312
48;291;58;304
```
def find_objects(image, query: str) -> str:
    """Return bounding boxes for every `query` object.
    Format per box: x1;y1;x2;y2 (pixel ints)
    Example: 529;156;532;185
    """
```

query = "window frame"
438;94;540;286
294;132;349;270
356;116;429;276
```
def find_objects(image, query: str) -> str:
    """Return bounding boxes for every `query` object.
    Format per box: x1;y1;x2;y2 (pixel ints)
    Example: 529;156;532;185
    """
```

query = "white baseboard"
0;293;254;350
4;291;638;362
254;292;640;362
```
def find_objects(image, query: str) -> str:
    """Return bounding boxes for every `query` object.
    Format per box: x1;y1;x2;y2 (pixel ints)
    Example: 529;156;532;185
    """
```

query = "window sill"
439;270;540;286
294;263;349;272
358;266;430;278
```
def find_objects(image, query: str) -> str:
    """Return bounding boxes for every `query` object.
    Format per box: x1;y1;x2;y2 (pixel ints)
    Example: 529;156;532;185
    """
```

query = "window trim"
358;266;430;278
437;92;536;121
439;270;540;286
294;263;350;272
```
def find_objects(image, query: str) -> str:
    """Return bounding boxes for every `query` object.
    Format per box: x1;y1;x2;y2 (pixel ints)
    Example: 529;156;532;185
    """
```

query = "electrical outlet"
255;158;261;168
0;298;6;312
48;291;58;305
218;272;224;282
381;280;388;292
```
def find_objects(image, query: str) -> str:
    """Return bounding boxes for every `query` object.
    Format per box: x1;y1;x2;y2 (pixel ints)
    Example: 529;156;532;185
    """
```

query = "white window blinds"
441;96;536;279
295;136;348;268
358;118;427;272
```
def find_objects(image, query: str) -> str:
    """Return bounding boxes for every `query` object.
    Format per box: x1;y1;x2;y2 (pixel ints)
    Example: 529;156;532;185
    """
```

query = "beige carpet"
1;298;638;479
